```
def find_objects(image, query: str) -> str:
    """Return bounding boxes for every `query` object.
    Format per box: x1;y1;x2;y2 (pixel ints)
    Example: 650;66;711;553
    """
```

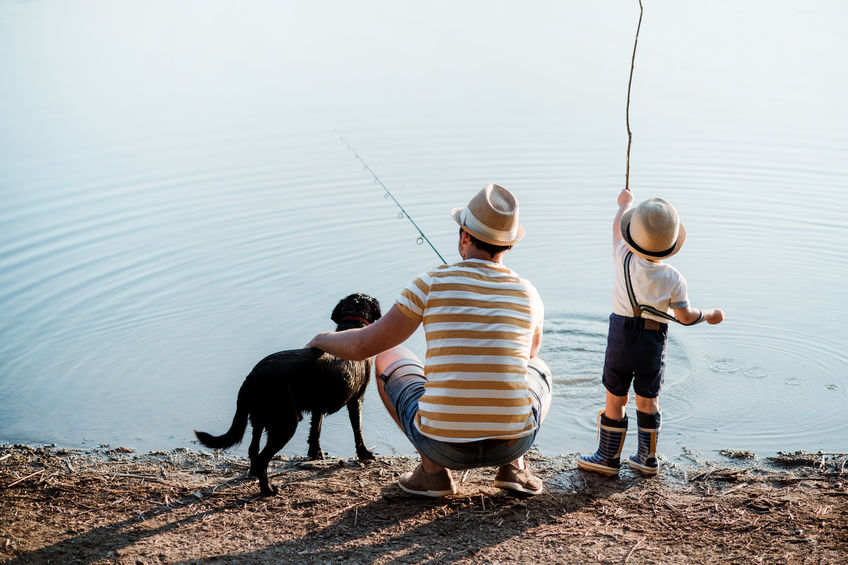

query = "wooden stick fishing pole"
336;131;447;264
625;0;644;192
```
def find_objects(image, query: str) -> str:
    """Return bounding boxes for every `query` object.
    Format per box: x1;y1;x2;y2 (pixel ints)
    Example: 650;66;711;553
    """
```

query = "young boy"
577;188;724;476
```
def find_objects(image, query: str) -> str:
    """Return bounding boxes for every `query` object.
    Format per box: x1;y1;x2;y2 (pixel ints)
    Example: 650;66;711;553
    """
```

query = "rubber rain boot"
577;411;628;476
627;410;661;476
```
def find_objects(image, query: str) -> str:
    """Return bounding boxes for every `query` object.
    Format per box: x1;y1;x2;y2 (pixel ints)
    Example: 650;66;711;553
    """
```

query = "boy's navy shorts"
602;313;668;399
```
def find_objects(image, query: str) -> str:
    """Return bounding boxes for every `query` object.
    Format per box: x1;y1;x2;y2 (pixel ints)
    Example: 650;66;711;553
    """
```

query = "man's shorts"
379;357;553;470
602;313;669;399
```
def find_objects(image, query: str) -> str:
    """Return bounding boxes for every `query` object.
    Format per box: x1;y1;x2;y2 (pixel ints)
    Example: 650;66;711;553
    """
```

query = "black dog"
194;292;382;496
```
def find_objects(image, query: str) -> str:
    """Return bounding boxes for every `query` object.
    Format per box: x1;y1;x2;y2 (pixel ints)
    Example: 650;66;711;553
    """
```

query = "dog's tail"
194;380;251;450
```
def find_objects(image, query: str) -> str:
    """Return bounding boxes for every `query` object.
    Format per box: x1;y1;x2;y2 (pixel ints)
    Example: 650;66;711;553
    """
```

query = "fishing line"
336;131;447;264
625;0;643;191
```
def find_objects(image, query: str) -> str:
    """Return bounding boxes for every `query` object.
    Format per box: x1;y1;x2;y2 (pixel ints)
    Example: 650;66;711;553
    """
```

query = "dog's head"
331;293;382;330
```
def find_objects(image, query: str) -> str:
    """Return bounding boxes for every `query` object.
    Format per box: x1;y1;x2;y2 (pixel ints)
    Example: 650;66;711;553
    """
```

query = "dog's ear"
331;297;346;324
369;296;382;322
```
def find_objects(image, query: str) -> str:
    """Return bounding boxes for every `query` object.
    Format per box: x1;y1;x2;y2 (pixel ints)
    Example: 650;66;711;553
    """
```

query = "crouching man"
308;184;552;497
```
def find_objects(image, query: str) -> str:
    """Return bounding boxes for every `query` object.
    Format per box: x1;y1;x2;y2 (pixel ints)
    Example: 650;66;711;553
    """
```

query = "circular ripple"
710;359;742;373
742;367;770;379
784;378;805;387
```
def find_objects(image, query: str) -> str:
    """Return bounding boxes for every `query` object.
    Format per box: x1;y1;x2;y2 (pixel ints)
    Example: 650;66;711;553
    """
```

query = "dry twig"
624;536;645;563
111;473;171;485
5;470;43;488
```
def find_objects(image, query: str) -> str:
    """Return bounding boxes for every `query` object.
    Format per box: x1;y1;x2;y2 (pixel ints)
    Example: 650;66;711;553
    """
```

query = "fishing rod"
625;0;643;191
336;131;447;264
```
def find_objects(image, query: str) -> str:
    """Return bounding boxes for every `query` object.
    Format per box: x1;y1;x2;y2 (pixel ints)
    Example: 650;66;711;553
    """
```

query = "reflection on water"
1;1;846;461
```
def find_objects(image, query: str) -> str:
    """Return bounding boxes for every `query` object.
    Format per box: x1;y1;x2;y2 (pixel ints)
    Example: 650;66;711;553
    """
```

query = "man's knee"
528;357;552;391
527;357;553;423
375;344;420;377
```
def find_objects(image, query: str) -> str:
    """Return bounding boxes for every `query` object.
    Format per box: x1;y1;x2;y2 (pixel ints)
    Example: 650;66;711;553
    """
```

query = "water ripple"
2;120;847;457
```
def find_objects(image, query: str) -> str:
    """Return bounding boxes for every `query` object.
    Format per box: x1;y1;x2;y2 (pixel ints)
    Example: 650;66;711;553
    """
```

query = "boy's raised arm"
613;188;635;245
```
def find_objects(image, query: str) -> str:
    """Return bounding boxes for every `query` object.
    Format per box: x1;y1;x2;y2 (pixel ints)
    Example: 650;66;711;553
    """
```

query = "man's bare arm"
307;304;420;360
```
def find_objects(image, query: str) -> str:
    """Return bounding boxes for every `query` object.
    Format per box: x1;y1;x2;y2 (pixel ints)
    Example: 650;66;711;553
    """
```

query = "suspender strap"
623;251;644;318
624;251;704;327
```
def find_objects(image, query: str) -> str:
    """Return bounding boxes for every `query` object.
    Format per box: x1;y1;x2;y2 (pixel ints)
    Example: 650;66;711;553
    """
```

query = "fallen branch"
624;536;645;563
772;476;834;483
111;473;171;485
320;500;370;524
720;484;748;496
5;470;44;488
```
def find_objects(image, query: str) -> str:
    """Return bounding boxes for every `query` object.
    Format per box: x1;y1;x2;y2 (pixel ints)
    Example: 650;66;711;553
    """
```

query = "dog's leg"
347;393;375;460
248;422;275;495
248;419;262;471
253;418;296;497
307;412;324;460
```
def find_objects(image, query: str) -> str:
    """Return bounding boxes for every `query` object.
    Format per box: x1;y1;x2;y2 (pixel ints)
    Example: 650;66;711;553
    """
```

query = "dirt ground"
1;444;846;564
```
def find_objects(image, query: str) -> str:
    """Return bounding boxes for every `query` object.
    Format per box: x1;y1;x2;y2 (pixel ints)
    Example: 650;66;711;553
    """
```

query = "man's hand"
305;305;420;361
618;188;634;207
306;333;331;351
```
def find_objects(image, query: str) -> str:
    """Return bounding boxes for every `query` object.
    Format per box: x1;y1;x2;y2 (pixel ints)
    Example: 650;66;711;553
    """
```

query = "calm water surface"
1;1;846;463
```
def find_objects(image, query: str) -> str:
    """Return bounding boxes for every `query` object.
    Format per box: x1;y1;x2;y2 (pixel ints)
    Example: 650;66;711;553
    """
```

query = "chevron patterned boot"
627;410;661;476
577;411;628;476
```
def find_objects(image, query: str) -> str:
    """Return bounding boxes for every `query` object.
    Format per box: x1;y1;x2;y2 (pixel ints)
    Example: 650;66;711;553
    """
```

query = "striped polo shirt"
395;259;544;442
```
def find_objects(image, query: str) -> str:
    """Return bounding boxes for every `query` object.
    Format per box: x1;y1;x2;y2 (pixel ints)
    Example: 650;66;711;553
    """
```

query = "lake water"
1;0;846;464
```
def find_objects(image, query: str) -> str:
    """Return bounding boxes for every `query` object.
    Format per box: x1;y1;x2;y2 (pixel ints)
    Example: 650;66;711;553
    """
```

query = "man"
307;184;552;497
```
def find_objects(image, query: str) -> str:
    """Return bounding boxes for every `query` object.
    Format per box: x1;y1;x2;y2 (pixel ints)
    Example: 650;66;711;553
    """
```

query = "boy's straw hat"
451;184;525;246
620;197;687;260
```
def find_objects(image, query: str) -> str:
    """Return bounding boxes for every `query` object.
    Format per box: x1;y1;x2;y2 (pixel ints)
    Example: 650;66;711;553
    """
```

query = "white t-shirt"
611;240;689;324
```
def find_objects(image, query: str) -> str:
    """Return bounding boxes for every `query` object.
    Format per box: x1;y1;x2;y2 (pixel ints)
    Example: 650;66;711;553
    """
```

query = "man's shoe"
398;464;456;497
493;463;543;495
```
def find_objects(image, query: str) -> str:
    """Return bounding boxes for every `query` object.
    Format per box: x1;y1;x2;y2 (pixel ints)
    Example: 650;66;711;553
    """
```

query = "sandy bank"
1;444;846;564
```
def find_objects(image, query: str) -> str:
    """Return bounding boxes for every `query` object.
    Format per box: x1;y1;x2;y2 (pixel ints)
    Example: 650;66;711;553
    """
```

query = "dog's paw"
356;448;376;461
307;450;325;461
259;485;278;497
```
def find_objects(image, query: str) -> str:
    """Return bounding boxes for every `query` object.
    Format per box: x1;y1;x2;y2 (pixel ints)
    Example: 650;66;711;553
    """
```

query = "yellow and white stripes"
395;259;543;442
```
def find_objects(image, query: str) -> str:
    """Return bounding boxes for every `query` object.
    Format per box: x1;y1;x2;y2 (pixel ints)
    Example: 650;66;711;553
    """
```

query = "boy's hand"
613;189;635;244
705;309;725;324
618;188;634;207
674;306;725;325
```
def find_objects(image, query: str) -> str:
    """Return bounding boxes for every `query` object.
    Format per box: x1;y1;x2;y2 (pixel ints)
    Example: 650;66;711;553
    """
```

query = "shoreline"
2;443;846;563
2;435;835;466
1;439;842;473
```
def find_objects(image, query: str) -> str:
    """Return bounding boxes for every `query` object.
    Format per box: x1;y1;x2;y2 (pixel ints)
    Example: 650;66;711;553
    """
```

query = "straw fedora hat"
451;184;525;246
619;197;687;260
